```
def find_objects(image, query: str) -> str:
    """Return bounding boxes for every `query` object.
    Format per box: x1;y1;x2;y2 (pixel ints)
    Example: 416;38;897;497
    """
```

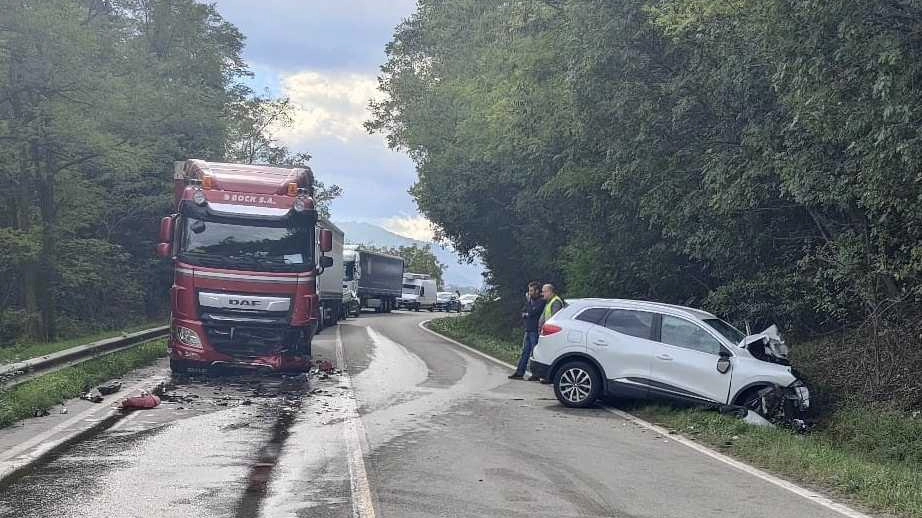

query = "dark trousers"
515;331;539;376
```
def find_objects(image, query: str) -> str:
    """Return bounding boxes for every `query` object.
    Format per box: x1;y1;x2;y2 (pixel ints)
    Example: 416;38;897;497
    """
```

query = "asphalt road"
0;312;859;518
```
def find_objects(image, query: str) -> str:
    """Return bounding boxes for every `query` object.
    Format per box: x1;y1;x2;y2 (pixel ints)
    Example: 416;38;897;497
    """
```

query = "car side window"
604;309;654;340
575;308;608;325
660;315;721;355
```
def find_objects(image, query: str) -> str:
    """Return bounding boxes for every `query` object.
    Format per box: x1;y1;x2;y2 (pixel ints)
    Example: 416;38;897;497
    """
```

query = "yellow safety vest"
543;295;564;321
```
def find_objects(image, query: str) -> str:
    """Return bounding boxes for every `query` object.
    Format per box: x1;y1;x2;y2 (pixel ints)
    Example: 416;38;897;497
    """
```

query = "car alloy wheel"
559;367;592;403
553;360;602;408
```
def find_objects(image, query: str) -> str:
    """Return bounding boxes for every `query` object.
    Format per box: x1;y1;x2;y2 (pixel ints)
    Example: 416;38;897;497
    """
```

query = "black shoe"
508;373;524;379
526;375;541;382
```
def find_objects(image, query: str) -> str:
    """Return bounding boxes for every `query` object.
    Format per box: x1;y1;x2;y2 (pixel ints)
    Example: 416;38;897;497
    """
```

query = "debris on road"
317;359;335;374
120;391;161;410
97;381;122;395
31;407;49;418
81;388;104;403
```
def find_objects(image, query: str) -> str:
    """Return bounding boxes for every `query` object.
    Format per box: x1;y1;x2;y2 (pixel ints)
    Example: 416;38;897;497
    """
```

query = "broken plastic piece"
97;381;122;395
317;360;335;374
742;410;773;427
120;391;161;410
81;388;104;403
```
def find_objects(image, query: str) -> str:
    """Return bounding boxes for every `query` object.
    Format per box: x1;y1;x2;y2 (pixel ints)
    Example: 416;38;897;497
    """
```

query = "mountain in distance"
333;221;485;289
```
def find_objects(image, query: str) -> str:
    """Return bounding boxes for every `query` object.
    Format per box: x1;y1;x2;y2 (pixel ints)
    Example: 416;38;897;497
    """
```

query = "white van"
399;273;438;311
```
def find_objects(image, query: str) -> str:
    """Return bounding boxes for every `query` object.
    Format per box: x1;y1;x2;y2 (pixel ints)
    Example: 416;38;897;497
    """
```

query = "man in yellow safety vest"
538;283;565;329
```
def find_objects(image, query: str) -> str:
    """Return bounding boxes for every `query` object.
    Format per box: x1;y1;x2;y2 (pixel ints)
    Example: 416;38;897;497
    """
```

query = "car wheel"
553;360;602;408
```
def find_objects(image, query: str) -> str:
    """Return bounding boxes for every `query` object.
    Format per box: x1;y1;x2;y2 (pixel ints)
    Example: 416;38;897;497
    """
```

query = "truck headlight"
175;326;203;349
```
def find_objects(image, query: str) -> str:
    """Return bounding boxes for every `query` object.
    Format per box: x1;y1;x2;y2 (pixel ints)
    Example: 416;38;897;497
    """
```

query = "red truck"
156;160;335;374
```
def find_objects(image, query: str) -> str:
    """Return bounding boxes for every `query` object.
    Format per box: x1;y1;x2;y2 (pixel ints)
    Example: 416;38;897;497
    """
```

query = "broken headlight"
788;380;810;410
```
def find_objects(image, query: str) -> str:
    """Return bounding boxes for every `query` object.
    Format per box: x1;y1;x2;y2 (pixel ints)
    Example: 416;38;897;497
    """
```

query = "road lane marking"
418;320;518;370
420;319;871;518
335;325;377;518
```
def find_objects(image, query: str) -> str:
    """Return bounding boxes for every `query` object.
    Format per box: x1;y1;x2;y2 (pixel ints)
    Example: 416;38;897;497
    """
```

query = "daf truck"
156;160;337;373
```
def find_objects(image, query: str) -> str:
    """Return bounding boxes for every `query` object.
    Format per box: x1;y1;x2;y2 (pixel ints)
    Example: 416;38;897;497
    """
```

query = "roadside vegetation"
0;321;166;365
430;312;922;517
0;340;167;429
0;1;341;349
369;1;922;415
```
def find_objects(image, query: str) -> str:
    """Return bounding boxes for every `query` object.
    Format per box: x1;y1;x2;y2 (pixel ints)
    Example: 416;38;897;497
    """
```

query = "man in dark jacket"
510;281;546;380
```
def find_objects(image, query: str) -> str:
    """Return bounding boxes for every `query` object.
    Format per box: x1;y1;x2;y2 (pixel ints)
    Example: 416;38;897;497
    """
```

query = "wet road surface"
0;312;861;517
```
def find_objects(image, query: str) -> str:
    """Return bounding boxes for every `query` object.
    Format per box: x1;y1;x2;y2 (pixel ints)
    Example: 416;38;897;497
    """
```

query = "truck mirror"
319;229;333;253
159;216;174;243
319;255;334;268
156;242;173;259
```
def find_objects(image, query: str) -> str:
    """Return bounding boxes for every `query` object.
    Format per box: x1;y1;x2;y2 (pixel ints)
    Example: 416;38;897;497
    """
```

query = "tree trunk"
34;143;58;341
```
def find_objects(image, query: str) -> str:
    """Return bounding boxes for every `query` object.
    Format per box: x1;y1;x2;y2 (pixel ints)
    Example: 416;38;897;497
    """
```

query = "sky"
213;0;432;241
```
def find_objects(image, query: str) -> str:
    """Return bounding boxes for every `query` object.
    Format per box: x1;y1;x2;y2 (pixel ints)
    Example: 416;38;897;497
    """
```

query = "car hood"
738;324;790;364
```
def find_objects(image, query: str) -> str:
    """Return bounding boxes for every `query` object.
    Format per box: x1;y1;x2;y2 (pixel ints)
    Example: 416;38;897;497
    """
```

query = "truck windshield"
344;261;355;281
402;284;419;295
178;217;313;272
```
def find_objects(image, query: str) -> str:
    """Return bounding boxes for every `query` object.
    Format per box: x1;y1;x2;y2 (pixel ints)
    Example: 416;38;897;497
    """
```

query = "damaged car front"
726;325;812;430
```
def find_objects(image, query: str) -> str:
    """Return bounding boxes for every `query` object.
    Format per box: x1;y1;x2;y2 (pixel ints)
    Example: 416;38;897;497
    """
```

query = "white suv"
529;299;810;419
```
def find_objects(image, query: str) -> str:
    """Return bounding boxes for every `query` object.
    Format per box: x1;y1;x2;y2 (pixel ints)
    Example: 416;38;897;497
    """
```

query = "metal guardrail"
0;325;170;388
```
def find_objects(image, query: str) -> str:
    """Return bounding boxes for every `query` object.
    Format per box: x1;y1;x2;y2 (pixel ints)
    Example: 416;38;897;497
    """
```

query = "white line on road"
335;325;377;518
419;319;872;518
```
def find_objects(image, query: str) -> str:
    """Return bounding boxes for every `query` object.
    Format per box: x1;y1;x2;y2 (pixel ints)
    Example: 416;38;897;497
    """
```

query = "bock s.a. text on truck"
156;160;336;374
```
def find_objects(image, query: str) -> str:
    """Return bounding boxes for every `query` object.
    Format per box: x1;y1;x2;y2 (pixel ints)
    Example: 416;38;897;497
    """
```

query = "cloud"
381;215;437;242
273;71;380;144
214;0;416;72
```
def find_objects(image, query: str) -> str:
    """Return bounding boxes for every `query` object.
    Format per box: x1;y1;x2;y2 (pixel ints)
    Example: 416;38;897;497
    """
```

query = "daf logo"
228;298;261;307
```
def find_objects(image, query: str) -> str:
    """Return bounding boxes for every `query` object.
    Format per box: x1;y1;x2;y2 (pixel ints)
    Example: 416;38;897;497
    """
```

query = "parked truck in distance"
398;273;438;311
315;219;344;330
156;159;337;374
343;245;404;313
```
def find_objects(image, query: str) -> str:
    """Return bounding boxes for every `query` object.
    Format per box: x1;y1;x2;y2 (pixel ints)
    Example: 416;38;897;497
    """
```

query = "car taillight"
541;324;562;336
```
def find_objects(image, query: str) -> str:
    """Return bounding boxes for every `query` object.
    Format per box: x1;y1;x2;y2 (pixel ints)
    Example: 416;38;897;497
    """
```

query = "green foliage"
0;1;340;345
0;339;167;428
360;243;447;288
637;404;922;517
370;0;922;408
427;315;521;365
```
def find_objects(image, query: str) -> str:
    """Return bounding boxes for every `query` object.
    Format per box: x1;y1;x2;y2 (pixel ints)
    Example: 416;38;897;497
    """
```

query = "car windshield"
179;217;312;272
703;318;746;344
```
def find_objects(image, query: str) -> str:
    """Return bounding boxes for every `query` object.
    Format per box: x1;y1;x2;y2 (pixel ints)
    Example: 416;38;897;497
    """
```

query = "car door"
649;314;732;404
585;308;657;397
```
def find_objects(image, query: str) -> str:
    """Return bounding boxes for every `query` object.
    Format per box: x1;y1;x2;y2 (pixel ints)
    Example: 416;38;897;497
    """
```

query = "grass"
0;339;168;429
429;314;922;518
428;315;522;365
0;320;166;365
634;406;922;517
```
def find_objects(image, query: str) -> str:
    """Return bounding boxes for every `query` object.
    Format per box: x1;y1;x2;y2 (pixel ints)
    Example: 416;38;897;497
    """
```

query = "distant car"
435;291;461;312
458;294;479;312
529;298;810;422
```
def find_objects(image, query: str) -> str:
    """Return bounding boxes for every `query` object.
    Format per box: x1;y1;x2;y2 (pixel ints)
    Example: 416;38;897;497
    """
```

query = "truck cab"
157;160;335;373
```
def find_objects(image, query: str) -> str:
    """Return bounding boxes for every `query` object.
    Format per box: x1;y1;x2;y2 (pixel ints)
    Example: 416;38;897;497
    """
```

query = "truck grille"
204;324;300;357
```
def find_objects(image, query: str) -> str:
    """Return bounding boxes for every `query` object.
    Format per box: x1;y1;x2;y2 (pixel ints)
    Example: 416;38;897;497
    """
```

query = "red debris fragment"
317;360;335;374
120;392;161;410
